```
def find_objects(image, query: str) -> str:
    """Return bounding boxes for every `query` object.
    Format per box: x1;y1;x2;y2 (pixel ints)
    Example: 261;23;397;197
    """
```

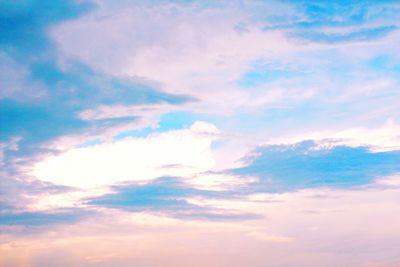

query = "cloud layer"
1;0;400;266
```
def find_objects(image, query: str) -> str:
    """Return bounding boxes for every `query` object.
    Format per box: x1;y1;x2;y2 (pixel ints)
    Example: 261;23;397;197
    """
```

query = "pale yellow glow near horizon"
2;179;400;267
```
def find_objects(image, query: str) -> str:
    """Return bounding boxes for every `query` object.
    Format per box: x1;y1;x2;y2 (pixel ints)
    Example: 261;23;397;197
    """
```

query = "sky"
1;0;400;266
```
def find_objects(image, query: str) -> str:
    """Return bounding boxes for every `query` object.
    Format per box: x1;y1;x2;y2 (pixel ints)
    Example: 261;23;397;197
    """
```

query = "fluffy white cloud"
31;122;221;188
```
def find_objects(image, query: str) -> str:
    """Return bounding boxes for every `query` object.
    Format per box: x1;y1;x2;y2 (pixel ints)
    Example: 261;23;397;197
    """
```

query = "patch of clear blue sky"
368;54;400;77
113;111;199;140
75;139;104;148
233;141;400;192
237;61;307;88
237;48;399;92
263;0;400;43
279;0;400;28
292;26;398;43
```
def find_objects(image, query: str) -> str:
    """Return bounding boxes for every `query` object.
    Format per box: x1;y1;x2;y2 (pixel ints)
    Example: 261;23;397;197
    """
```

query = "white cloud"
264;118;400;152
247;231;293;242
49;0;400;126
31;122;223;188
51;2;311;115
78;103;175;121
28;188;111;211
329;78;395;103
375;173;400;187
188;172;256;191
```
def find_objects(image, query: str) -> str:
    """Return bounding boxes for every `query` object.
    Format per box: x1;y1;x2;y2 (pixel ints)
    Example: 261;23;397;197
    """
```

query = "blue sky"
1;0;400;266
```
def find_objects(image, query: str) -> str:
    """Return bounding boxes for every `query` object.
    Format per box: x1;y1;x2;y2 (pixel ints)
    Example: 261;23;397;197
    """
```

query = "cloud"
51;0;305;115
247;231;293;242
265;1;400;45
375;173;400;187
3;180;400;267
31;122;220;188
0;0;94;58
266;119;400;152
48;0;400;134
1;1;400;266
0;0;192;153
0;62;191;144
0;0;194;212
291;25;398;43
0;208;92;226
0;53;46;100
271;0;400;29
88;177;260;221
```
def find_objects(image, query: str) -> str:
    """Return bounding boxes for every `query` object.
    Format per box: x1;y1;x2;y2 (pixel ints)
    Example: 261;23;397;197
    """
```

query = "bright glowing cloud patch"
32;122;219;188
